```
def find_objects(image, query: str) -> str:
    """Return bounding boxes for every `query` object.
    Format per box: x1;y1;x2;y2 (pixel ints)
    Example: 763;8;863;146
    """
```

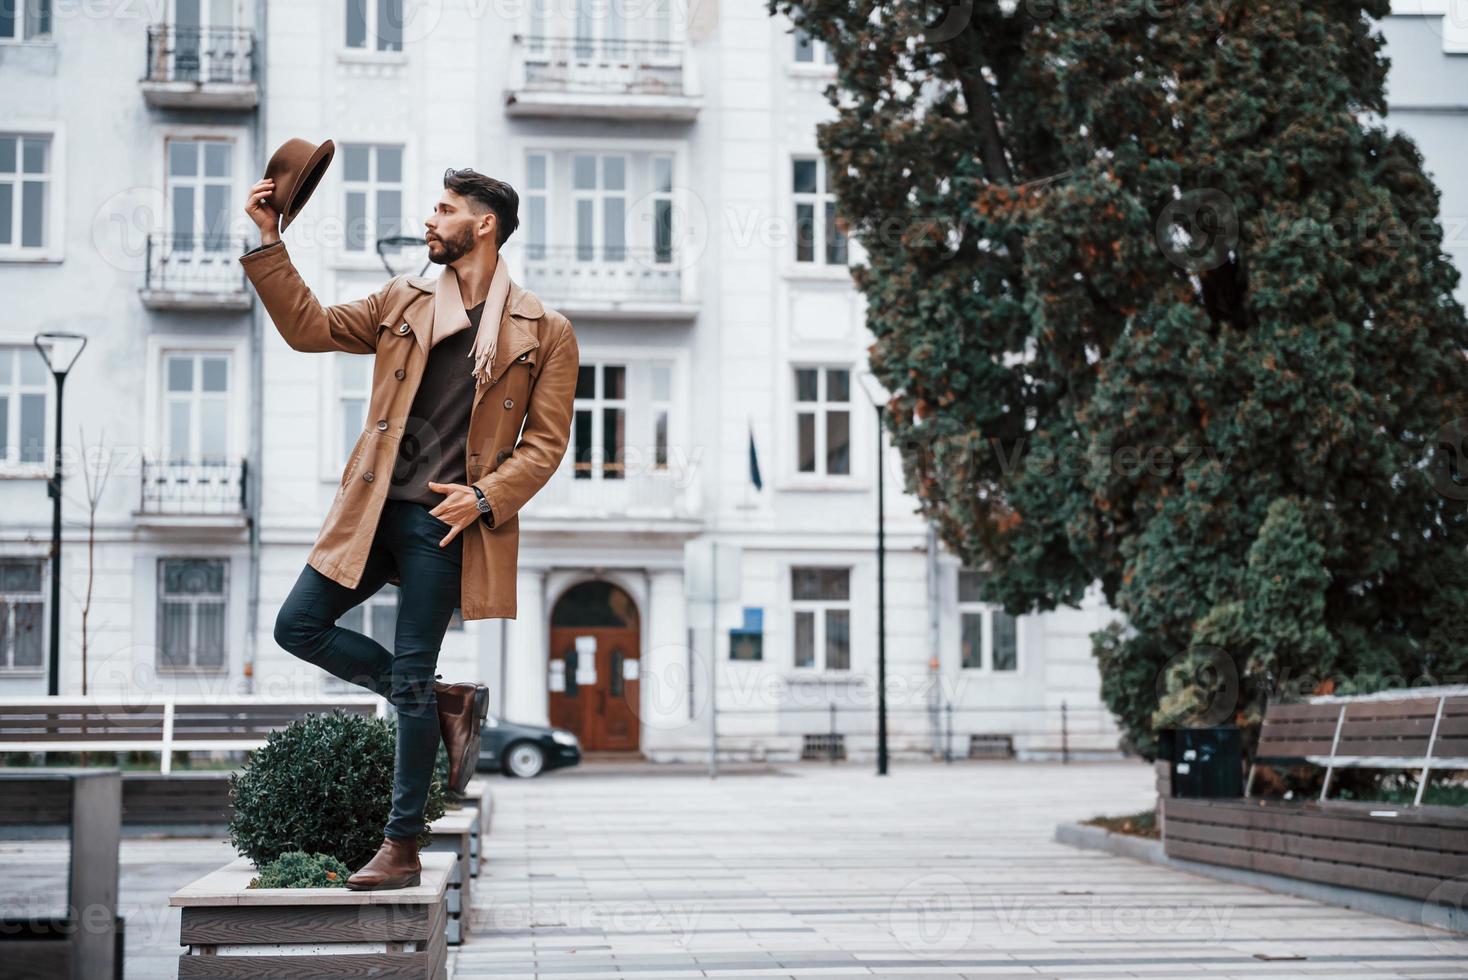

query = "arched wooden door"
548;580;641;752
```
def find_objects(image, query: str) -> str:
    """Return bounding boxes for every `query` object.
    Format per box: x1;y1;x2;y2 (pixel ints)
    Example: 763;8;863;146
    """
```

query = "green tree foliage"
770;0;1468;755
229;711;447;869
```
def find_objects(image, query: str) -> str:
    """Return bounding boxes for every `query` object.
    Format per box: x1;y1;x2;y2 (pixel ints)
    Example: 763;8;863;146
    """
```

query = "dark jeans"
273;497;463;840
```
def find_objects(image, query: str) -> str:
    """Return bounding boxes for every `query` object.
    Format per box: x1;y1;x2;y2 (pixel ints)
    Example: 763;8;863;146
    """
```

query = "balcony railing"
145;24;255;86
142;234;249;310
522;244;688;313
140;459;248;518
519;36;685;95
507;34;699;120
142;25;258;109
525;466;692;521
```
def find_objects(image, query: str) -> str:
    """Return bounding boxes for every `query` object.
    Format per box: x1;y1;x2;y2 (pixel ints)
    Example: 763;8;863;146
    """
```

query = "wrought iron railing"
145;25;256;86
521;244;684;304
144;233;248;296
140;459;248;516
517;35;685;96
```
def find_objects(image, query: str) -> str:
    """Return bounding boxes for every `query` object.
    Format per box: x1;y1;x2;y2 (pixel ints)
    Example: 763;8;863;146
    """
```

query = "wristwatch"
472;485;495;528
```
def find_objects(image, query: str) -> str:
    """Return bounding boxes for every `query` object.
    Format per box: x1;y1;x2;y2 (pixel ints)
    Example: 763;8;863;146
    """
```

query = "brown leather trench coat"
239;240;579;620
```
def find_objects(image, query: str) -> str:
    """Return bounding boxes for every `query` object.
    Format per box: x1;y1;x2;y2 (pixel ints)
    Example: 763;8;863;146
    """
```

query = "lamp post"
857;371;889;776
33;332;87;697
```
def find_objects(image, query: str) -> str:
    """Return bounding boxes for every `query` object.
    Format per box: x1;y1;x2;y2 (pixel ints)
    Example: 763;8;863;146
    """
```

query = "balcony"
505;35;701;121
137;459;249;531
140;234;251;312
521;245;697;321
523;466;696;526
141;25;258;110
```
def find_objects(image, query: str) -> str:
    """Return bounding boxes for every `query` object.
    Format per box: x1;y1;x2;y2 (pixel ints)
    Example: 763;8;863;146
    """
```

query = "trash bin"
1158;726;1243;798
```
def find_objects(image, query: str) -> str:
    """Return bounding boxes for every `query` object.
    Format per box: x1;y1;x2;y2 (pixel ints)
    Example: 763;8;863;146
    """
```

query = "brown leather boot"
434;679;489;794
346;835;422;890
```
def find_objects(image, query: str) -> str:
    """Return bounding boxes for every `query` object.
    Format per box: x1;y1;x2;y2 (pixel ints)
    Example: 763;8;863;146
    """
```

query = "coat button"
362;471;374;482
503;397;513;409
376;419;388;431
394;368;405;380
516;352;528;361
397;323;410;334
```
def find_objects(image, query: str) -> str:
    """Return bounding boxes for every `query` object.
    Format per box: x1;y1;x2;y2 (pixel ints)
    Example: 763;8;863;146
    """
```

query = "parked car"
475;714;581;778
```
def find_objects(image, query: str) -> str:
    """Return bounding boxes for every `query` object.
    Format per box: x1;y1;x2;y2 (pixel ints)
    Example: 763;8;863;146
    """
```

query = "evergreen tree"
770;0;1468;755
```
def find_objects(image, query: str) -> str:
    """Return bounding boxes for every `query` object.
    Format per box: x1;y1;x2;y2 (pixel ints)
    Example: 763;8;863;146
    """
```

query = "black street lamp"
33;332;87;697
857;371;889;776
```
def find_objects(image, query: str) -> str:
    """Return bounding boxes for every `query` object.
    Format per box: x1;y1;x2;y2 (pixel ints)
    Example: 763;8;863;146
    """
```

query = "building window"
167;138;233;252
572;363;626;480
958;568;1018;671
0;132;52;252
158;558;227;671
345;0;403;51
0;0;50;42
792;156;847;264
572;152;627;262
0;344;48;466
791;566;850;670
337;354;370;464
525;152;548;261
650;362;671;470
164;352;230;463
342;144;403;252
0;558;44;672
651;154;674;264
794;366;850;476
793;25;835;65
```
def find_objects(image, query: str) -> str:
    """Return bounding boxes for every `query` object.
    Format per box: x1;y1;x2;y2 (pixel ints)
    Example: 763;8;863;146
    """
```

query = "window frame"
791;363;852;479
339;142;406;256
790;154;848;267
0;0;52;44
0;556;46;674
164;135;237;253
0;341;51;473
0;124;64;263
571;361;630;481
343;0;405;52
791;23;836;67
957;568;1021;674
789;564;852;673
156;556;230;674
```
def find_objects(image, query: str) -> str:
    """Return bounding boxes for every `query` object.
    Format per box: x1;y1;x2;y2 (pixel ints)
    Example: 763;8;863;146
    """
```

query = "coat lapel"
402;268;546;414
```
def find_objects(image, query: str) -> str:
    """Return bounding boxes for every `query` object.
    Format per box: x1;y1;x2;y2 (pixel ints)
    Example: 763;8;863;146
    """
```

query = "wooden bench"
0;696;384;773
0;769;123;980
1246;693;1468;804
1162;691;1468;907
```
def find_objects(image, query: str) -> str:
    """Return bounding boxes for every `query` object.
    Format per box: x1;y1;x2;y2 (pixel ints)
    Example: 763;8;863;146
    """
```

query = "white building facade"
16;0;1458;762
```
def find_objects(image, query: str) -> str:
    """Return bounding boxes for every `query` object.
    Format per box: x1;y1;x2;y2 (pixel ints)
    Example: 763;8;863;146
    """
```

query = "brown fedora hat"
263;137;335;232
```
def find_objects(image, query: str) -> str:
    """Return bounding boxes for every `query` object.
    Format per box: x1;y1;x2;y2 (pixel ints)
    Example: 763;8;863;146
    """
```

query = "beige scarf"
429;256;511;388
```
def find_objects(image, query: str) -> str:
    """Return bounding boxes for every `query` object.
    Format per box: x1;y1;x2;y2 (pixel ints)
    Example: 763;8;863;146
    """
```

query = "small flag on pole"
748;419;763;491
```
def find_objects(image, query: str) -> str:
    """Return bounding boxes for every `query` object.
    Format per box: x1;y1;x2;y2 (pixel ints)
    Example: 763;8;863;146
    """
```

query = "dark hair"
443;168;519;248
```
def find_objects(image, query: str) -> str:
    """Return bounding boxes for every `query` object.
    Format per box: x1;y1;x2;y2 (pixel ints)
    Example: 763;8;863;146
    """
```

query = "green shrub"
228;710;447;870
249;851;350;889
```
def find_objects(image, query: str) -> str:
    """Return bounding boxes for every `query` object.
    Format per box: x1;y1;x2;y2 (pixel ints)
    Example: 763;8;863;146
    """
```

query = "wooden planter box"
424;810;476;944
169;852;454;978
1163;797;1468;905
462;776;494;839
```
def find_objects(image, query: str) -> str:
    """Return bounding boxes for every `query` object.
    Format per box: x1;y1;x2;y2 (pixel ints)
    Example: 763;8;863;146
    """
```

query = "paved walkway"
4;760;1463;977
454;761;1468;979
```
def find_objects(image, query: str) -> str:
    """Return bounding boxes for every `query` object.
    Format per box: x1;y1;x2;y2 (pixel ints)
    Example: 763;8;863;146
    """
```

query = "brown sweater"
387;301;486;507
